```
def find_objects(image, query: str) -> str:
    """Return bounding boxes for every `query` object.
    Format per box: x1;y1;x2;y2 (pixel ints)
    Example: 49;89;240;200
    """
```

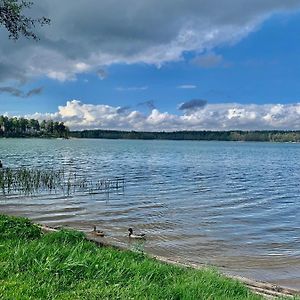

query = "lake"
0;138;299;289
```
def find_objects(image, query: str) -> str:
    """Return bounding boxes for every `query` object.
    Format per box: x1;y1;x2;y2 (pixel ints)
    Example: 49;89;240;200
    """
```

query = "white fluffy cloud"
28;100;300;131
1;0;300;82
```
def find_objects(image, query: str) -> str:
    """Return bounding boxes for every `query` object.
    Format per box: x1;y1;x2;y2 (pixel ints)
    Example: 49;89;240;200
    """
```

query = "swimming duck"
91;226;105;237
128;228;146;239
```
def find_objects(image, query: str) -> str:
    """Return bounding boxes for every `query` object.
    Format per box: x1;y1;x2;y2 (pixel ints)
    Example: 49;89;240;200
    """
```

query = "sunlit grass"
0;214;267;299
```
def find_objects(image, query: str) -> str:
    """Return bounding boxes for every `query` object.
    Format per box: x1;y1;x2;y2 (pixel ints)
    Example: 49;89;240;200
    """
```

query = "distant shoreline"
69;129;300;143
2;129;300;142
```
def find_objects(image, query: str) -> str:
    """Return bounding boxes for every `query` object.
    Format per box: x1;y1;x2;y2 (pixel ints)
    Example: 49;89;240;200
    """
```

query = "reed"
0;167;124;196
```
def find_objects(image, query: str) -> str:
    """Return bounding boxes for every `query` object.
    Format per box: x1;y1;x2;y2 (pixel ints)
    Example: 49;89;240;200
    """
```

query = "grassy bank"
0;215;264;299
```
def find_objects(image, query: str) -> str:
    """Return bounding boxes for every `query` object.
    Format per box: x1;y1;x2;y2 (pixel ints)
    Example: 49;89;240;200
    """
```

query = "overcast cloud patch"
1;0;300;83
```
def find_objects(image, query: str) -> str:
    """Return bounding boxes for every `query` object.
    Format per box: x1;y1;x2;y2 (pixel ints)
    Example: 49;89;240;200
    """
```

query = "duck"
91;226;105;237
128;227;146;239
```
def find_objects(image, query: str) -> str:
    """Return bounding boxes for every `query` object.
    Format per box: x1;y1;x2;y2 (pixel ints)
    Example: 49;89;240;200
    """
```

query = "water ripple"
0;139;299;290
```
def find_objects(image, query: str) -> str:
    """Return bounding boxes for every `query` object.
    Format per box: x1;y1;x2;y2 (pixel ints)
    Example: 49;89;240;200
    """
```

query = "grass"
0;215;266;299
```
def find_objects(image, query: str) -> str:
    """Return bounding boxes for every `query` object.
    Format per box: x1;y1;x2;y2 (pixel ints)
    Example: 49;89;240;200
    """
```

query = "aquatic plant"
0;167;125;196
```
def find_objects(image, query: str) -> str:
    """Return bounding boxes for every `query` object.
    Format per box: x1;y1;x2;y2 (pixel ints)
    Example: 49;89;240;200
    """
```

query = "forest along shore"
2;115;300;142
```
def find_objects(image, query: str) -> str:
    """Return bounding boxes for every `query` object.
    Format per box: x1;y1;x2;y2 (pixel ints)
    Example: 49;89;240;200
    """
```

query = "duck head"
128;228;133;236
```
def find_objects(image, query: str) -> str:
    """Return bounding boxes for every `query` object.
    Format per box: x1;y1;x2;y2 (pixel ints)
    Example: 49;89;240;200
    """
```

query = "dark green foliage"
0;215;263;299
0;115;69;138
70;129;300;142
0;0;50;40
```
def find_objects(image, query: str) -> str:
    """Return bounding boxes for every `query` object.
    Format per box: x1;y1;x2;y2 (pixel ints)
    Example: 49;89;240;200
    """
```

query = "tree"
40;120;46;131
29;118;39;131
45;120;54;134
19;117;28;132
0;115;69;137
0;0;50;40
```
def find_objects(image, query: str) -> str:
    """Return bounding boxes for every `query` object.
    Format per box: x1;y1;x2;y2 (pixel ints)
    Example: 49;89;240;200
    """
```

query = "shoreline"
1;199;299;295
0;214;264;300
41;223;300;299
1;136;300;143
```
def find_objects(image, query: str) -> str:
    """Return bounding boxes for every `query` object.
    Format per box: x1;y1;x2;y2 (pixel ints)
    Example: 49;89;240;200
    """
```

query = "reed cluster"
0;167;124;195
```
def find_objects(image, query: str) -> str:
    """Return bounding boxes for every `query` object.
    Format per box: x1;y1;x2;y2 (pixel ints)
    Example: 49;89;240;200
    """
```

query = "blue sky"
1;1;300;130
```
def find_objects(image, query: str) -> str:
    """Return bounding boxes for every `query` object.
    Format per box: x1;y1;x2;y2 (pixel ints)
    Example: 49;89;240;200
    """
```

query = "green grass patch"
0;214;265;299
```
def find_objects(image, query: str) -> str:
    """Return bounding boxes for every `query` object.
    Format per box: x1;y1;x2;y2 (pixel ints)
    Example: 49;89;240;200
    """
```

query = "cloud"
177;85;197;89
137;100;156;110
1;0;300;82
116;106;131;114
0;87;23;97
178;99;208;111
26;87;43;97
0;86;43;98
96;69;108;80
116;86;148;91
0;62;26;83
26;100;300;131
192;53;223;68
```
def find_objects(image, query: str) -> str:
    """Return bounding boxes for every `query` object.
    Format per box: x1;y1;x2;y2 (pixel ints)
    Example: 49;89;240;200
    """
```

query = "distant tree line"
70;129;300;143
2;119;300;142
0;116;69;138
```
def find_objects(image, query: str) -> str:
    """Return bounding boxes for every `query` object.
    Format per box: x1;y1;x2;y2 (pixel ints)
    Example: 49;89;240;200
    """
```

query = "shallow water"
0;138;299;289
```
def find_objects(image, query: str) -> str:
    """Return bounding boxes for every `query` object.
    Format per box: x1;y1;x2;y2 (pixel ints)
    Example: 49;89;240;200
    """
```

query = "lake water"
0;138;299;289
